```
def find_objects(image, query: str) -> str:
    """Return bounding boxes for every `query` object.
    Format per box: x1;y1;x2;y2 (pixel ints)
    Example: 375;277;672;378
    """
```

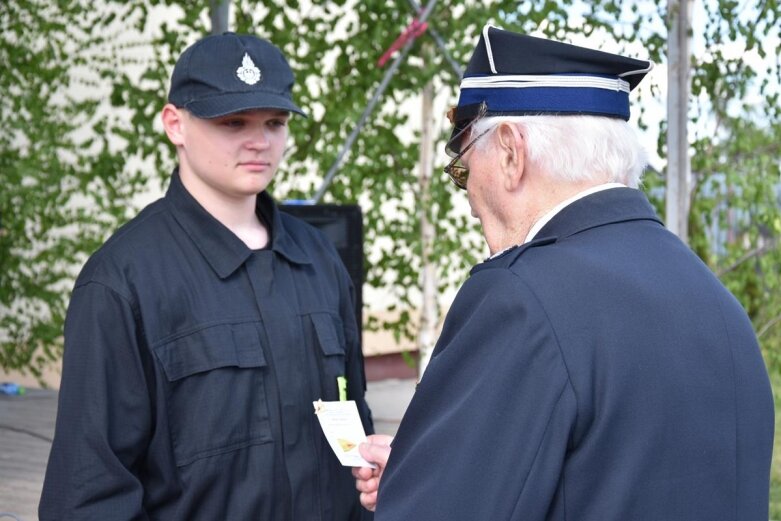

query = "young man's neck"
179;169;269;250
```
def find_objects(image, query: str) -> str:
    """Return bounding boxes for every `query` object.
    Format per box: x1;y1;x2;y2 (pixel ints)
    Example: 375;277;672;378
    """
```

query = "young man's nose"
246;128;271;149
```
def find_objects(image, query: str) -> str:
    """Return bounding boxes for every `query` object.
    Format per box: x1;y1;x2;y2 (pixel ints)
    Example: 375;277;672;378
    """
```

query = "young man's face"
172;108;290;200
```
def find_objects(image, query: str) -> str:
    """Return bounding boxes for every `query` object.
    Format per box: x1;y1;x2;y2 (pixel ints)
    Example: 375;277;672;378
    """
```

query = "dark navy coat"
376;187;773;520
40;170;372;520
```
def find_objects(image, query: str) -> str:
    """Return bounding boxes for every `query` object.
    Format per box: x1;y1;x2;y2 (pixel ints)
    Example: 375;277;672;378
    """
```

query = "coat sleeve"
40;281;152;521
375;268;576;521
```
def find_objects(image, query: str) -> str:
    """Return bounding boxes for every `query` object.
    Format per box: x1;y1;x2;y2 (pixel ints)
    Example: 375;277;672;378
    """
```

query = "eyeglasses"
444;127;492;190
444;102;489;190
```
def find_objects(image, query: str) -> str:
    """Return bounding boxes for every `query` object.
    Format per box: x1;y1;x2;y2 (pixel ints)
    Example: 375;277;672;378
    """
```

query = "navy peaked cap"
168;32;306;118
450;25;653;141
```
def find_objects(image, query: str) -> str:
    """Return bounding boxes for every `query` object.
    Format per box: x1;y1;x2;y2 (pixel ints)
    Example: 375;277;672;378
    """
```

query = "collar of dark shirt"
165;168;312;279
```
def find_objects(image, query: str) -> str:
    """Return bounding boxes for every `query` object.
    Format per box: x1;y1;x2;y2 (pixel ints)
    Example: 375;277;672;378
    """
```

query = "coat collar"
534;186;662;240
166;168;311;279
471;187;662;275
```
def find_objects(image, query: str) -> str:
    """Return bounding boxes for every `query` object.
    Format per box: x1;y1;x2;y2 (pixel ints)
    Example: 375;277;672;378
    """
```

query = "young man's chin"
235;176;273;196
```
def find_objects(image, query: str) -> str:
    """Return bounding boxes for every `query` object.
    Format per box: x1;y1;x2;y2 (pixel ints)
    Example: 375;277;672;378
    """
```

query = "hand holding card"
313;400;377;468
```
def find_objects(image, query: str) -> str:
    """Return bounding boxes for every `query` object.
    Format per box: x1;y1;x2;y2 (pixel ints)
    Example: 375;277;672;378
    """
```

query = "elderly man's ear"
495;122;525;192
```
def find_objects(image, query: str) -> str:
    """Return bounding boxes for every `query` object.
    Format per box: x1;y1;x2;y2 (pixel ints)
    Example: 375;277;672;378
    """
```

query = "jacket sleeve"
40;281;152;521
374;268;576;521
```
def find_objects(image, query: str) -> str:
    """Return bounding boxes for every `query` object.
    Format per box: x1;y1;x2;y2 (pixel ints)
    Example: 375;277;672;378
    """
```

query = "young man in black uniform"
41;32;373;520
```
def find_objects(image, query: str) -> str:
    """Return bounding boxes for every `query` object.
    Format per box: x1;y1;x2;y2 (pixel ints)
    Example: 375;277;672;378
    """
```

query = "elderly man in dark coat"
354;25;774;521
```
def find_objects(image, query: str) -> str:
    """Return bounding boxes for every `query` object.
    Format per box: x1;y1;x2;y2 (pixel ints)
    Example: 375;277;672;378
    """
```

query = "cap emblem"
236;53;261;85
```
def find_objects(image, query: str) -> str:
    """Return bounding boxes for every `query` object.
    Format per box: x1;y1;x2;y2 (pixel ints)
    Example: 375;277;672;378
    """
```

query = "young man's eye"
268;119;288;128
215;116;247;128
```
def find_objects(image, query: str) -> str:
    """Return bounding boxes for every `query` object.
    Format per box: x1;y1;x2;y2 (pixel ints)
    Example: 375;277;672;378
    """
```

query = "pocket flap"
154;322;267;381
311;313;345;356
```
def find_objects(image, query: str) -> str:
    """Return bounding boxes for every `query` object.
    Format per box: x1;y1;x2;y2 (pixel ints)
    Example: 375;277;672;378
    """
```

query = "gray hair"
471;115;648;188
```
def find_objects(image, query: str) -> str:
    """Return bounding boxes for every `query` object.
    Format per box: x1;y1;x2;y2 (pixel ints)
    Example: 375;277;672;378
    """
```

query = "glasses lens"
445;161;468;190
444;102;488;190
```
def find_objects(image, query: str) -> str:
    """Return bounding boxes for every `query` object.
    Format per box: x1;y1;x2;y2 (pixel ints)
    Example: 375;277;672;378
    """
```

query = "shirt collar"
166;168;311;279
256;191;312;266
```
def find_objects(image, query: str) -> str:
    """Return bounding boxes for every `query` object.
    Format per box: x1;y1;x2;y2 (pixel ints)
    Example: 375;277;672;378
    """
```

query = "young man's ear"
495;122;525;191
161;104;186;147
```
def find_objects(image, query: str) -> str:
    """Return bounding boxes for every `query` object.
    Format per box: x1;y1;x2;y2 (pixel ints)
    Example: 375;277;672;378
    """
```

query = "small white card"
313;400;376;468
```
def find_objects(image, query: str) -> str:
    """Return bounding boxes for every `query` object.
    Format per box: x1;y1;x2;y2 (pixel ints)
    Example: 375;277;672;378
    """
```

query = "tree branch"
758;312;781;339
716;238;779;278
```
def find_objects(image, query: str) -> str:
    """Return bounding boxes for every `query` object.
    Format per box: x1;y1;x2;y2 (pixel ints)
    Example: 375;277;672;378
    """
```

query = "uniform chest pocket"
310;313;347;401
153;321;273;467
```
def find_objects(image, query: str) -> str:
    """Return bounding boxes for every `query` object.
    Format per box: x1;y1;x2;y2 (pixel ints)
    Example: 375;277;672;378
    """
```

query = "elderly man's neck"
485;177;617;255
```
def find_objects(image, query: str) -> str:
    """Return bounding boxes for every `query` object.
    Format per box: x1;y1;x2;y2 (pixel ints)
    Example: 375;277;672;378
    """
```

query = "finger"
359;491;378;512
359;442;391;466
366;434;394;446
355;476;378;494
352;466;370;479
352;465;375;480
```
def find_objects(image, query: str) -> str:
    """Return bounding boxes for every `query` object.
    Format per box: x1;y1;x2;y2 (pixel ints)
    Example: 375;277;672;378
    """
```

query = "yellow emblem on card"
337;438;356;452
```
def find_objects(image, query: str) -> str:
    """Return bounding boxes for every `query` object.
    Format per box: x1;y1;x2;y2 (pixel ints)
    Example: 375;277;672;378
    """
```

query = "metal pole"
210;0;230;34
311;0;440;203
665;0;692;242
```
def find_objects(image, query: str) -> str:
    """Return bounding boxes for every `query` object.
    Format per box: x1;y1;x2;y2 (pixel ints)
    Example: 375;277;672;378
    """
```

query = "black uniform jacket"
375;187;773;520
40;170;373;520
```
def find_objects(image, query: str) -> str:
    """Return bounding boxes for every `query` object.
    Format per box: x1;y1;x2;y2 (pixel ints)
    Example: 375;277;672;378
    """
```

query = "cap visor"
445;123;466;157
184;91;307;118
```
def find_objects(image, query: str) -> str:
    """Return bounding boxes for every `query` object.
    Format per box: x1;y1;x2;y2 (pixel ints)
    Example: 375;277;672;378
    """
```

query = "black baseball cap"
168;32;306;118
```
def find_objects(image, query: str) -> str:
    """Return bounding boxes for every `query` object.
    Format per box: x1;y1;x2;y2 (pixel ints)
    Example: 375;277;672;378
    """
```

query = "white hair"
471;115;648;188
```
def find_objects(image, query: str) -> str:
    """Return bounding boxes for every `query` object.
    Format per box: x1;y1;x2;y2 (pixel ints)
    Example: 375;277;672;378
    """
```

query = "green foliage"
583;1;781;353
690;2;781;376
3;1;780;399
0;1;153;380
